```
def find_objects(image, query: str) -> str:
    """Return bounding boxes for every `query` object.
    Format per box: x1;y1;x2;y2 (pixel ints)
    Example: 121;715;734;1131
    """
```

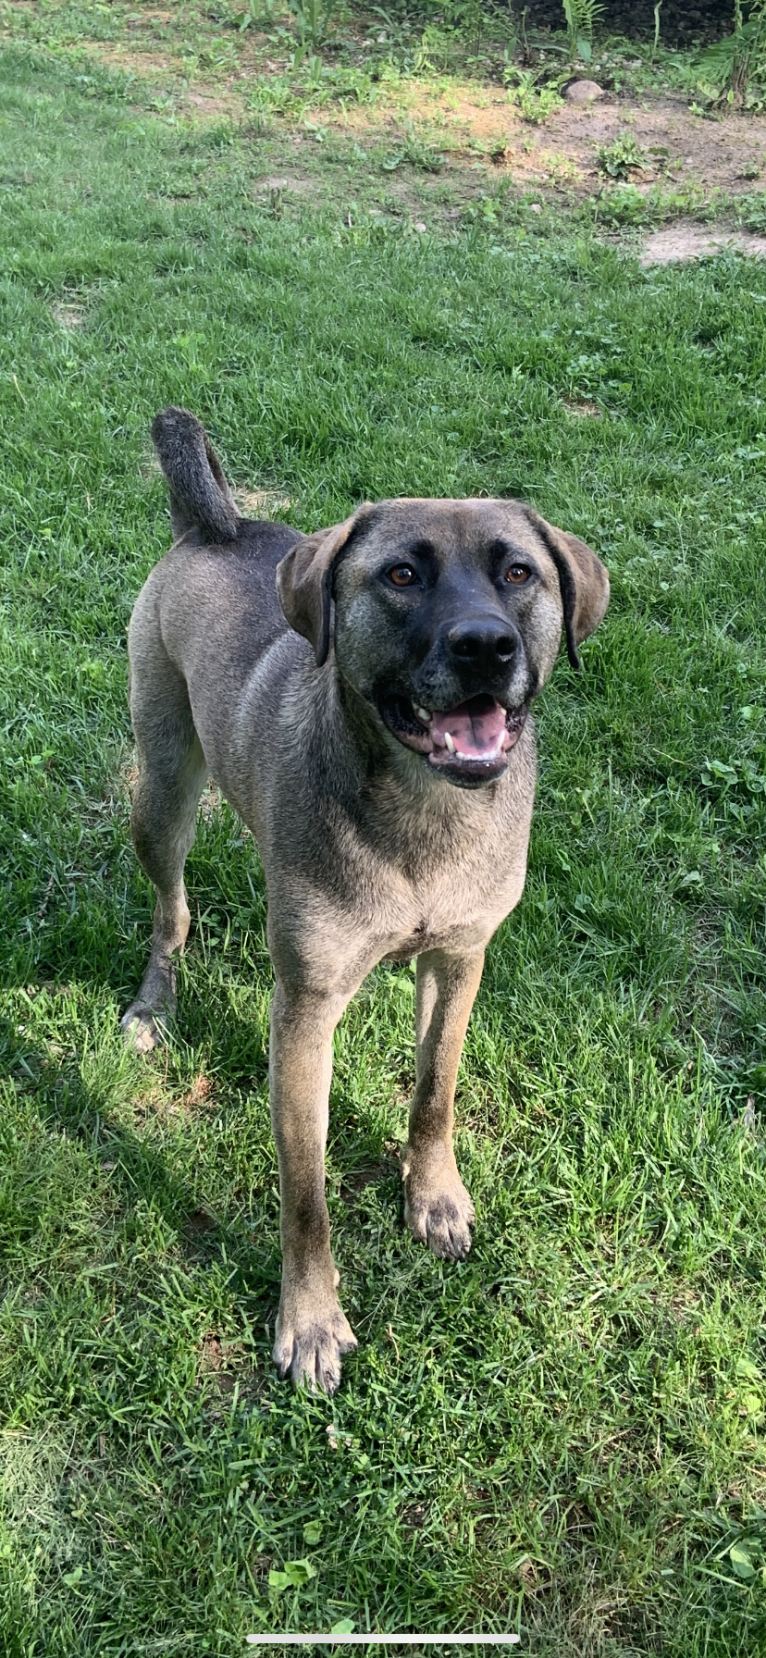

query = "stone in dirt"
564;80;604;104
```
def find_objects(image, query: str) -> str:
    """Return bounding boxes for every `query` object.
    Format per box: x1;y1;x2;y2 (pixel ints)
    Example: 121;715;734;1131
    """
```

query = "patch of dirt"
563;399;603;418
183;89;237;117
74;35;253;117
85;41;185;82
198;1333;238;1393
138;451;162;482
178;1073;214;1111
461;95;766;194
257;172;317;196
23;2;765;206
642;224;766;263
118;756;138;793
336;84;766;199
127;6;177;22
234;487;291;517
539;97;765;194
51;299;86;329
186;1207;217;1238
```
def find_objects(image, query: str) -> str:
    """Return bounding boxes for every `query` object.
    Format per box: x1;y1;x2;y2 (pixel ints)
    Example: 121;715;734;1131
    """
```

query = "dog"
122;406;609;1393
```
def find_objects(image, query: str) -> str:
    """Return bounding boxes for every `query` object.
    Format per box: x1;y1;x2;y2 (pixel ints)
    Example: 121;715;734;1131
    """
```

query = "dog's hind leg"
402;946;485;1261
122;613;207;1052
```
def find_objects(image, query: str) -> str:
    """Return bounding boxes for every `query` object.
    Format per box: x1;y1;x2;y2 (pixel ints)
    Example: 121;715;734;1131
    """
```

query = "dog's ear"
276;505;373;666
524;508;610;671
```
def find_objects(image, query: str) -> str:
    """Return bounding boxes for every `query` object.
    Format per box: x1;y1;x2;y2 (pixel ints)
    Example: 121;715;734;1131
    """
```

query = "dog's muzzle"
378;691;529;786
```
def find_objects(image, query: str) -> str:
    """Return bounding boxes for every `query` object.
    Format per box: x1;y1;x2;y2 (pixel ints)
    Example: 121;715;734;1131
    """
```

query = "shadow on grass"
2;1005;280;1325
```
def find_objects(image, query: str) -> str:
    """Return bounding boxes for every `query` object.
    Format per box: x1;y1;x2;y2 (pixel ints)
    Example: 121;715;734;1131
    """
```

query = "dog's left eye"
388;564;418;587
505;564;531;585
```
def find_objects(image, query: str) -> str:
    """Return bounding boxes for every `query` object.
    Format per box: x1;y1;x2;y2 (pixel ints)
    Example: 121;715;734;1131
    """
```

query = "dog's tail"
151;406;240;544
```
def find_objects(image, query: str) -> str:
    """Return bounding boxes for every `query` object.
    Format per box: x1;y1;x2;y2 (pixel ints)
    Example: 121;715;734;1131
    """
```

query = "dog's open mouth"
378;692;528;781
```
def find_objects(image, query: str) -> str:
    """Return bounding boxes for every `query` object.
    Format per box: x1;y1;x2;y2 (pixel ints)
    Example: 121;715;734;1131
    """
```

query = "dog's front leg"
269;982;357;1394
402;947;485;1262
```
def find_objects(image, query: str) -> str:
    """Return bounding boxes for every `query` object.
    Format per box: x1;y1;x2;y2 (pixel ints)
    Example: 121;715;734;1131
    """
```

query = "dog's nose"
447;619;518;676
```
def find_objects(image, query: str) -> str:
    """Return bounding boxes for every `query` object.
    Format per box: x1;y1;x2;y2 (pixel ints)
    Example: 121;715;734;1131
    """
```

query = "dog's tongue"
431;696;506;757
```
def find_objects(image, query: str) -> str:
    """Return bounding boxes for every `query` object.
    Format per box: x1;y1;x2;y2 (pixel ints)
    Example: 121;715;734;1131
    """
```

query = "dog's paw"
120;1003;169;1053
402;1149;474;1261
273;1295;357;1395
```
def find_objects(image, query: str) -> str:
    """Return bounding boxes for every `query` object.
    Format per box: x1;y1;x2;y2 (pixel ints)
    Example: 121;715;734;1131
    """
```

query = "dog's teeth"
415;706;432;723
444;732;456;754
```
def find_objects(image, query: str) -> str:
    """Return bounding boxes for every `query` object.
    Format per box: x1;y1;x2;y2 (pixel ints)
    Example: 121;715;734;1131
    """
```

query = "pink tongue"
430;698;506;757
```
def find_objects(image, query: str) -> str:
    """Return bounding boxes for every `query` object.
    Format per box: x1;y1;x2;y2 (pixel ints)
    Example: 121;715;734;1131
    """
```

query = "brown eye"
505;563;530;585
388;564;418;587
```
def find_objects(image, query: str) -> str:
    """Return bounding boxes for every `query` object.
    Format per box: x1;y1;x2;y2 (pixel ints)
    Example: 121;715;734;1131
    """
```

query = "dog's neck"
303;661;526;865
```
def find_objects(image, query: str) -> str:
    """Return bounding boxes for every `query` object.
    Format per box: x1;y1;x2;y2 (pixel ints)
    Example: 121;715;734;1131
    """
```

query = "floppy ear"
524;508;610;671
275;505;373;667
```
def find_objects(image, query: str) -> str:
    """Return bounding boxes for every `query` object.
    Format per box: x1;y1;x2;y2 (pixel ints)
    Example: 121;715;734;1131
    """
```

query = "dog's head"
276;499;609;789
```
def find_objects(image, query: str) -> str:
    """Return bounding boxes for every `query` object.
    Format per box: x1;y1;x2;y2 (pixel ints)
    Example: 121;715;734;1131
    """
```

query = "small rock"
564;79;604;104
529;202;542;213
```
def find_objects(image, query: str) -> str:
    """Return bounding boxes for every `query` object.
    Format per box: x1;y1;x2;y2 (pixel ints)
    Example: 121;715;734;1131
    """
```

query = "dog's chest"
373;837;528;962
338;765;535;963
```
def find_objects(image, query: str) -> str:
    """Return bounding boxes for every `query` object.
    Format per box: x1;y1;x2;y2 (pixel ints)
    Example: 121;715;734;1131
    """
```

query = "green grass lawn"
2;34;766;1658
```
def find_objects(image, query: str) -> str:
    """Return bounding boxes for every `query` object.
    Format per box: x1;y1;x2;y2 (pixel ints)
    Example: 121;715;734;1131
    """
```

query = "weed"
418;0;487;61
693;1;766;112
597;132;648;180
226;0;281;28
735;190;766;231
505;66;564;124
287;0;338;51
562;0;604;67
590;181;706;225
413;22;464;75
381;124;445;172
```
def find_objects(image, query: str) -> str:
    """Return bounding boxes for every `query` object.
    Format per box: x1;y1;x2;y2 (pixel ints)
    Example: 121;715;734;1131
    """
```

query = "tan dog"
123;407;609;1393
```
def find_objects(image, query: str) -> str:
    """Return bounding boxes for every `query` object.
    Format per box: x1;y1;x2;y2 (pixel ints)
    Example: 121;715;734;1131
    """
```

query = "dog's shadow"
3;1002;281;1363
3;934;410;1337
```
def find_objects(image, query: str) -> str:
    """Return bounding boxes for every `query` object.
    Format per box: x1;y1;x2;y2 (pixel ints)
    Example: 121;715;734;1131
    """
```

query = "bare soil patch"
528;97;765;194
436;93;766;194
256;172;316;198
563;399;604;417
234;487;291;517
197;1333;238;1393
183;88;240;118
642;224;766;263
50;299;86;329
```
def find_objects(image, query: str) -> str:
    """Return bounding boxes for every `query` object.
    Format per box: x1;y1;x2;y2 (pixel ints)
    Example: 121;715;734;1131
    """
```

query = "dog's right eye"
387;564;418;587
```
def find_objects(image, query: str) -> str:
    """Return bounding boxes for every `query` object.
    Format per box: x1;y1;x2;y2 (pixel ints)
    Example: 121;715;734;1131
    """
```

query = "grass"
1;19;766;1658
